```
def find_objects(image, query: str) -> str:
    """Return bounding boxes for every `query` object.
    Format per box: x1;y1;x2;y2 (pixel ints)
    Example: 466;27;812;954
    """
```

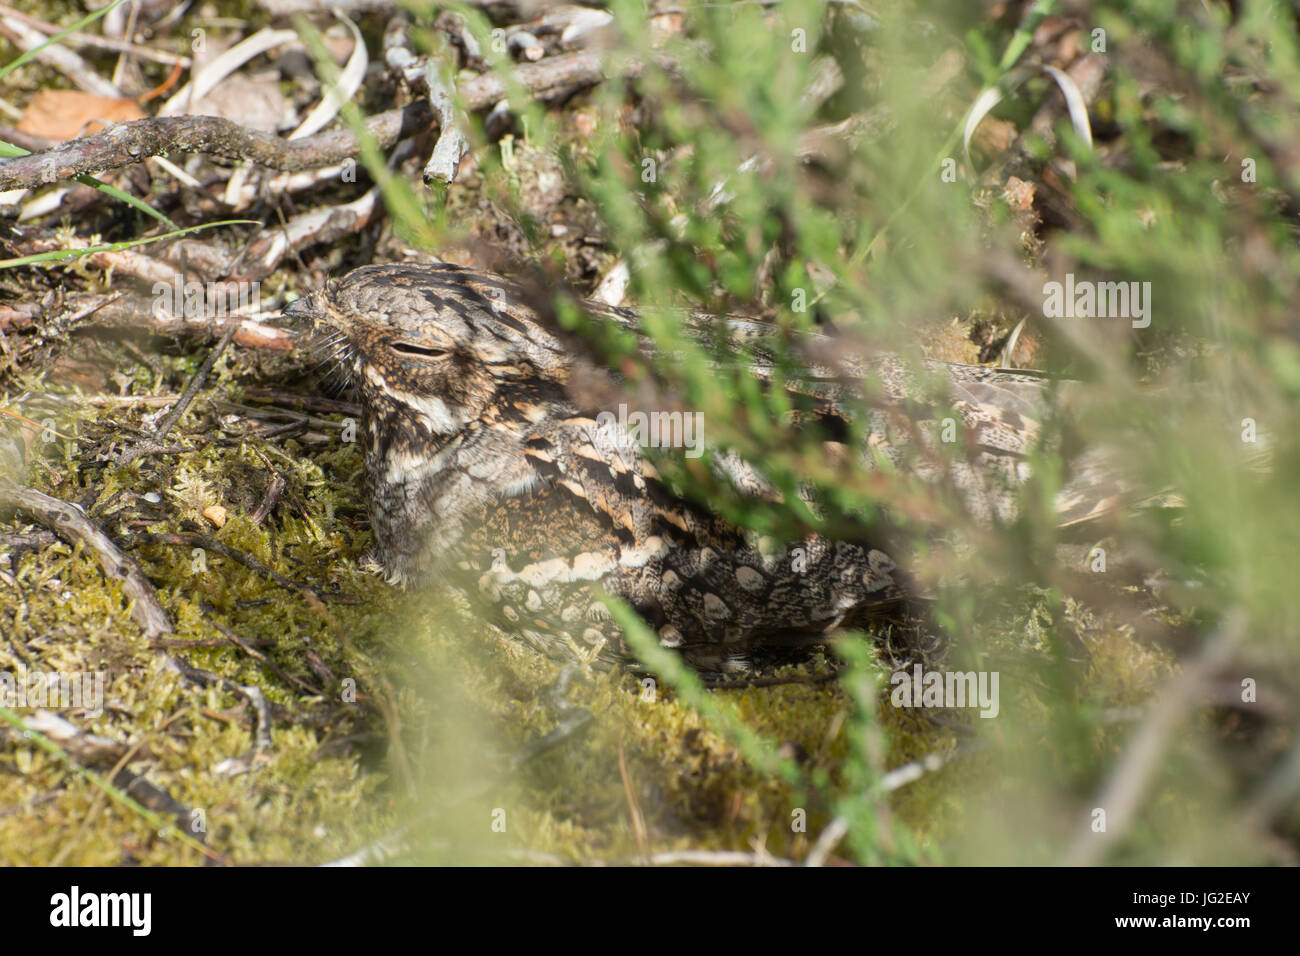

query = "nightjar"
284;263;1081;671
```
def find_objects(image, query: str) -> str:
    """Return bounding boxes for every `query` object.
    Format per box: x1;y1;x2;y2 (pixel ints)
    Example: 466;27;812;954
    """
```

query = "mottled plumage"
284;262;1076;671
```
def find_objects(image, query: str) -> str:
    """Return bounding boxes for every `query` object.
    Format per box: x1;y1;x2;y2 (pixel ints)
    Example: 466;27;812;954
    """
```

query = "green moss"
0;357;1185;864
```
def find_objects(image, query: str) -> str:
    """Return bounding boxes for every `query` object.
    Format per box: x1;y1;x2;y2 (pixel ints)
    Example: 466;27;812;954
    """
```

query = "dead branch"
14;710;214;856
15;234;198;286
239;387;361;417
59;293;296;351
0;529;57;549
0;103;431;191
251;473;287;525
151;636;276;649
0;49;611;192
422;63;469;185
459;48;606;106
0;480;174;639
160;327;236;440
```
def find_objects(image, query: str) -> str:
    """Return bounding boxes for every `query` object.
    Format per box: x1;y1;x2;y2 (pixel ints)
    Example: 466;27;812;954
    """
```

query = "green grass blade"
0;219;257;269
0;0;132;85
0;704;214;860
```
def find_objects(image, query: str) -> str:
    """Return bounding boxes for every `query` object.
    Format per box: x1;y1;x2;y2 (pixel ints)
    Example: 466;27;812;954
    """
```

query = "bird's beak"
281;295;319;328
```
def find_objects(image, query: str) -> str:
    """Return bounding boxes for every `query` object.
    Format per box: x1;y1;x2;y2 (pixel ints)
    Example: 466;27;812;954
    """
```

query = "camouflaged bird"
284;262;1099;671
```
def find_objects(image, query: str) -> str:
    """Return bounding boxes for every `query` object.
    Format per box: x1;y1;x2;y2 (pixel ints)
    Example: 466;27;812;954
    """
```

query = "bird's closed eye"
390;340;451;358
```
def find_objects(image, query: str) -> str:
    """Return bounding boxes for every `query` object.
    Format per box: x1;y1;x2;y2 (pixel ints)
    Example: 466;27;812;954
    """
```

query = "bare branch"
0;480;174;639
57;292;296;351
0;50;612;193
0;103;433;191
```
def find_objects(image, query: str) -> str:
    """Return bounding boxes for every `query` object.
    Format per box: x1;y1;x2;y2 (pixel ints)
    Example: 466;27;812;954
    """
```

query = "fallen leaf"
187;72;290;134
18;90;143;141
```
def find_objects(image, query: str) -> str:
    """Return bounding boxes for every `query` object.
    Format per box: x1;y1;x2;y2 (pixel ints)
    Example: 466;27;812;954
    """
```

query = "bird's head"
283;262;570;439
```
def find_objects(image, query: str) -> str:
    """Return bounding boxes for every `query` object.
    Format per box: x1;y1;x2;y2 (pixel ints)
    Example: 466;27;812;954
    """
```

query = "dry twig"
0;50;614;192
0;480;173;639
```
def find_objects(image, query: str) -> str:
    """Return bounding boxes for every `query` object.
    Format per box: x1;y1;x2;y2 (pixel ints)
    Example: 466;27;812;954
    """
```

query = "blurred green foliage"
428;0;1297;864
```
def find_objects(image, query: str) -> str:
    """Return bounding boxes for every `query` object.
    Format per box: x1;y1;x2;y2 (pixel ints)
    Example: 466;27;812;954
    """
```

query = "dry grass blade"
289;11;368;139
